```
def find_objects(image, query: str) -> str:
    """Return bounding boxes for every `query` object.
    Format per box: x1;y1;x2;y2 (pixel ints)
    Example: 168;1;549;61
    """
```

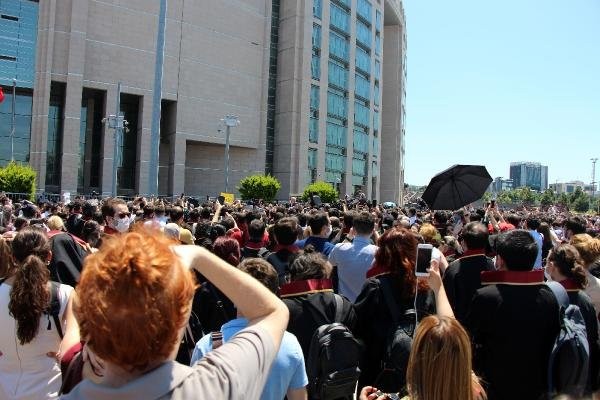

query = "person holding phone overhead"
354;227;436;393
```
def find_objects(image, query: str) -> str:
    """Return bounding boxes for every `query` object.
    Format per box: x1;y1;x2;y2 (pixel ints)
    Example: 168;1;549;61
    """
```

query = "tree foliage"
539;189;556;207
237;174;281;202
0;162;36;200
301;181;339;204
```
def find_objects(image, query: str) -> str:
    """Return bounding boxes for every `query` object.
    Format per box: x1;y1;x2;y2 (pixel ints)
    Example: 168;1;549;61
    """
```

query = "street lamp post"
102;82;128;197
221;115;240;193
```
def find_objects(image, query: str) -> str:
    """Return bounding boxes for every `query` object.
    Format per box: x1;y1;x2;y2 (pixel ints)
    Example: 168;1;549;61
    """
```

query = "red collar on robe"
272;244;299;253
481;270;544;286
458;249;487;259
280;279;333;298
366;264;390;279
559;278;581;292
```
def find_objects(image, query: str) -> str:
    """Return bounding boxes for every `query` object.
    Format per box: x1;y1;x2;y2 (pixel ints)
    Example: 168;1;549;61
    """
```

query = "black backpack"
306;295;361;400
375;278;416;394
546;281;590;397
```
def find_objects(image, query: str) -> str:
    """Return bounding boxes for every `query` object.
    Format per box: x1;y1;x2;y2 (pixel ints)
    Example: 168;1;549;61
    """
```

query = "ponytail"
549;244;588;290
9;255;50;344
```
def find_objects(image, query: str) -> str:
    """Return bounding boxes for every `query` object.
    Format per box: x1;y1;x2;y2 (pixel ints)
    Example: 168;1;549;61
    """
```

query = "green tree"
572;196;590;212
539;189;556;207
302;181;339;204
481;192;492;203
513;187;537;205
0;162;37;201
497;190;515;205
237;174;281;202
558;192;570;207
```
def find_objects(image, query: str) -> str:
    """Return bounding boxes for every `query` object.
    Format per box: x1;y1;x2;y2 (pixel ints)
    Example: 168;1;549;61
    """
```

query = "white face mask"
113;217;131;233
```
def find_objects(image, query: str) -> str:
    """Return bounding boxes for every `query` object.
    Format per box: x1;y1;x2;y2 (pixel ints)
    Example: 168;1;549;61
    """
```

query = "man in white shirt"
329;212;377;302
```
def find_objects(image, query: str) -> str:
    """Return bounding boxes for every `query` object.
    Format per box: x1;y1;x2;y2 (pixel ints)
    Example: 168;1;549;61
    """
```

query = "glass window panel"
372;161;378;177
311;54;320;80
357;0;372;23
330;3;349;34
356;20;371;48
308;148;318;169
309;117;319;143
328;60;348;90
373;110;380;132
375;33;382;56
353;129;369;153
329;31;349;62
327;91;347;120
374;83;380;106
352;157;367;176
375;10;382;32
325;151;346;172
312;23;321;49
313;0;322;19
355;74;370;100
310;85;320;110
372;137;379;156
355;47;370;75
354;101;369;127
326;120;347;148
374;59;381;80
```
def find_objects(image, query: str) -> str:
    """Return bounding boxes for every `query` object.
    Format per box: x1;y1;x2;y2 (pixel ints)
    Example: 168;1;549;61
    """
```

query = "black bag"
176;310;204;365
46;281;64;339
547;281;590;397
375;278;416;394
306;295;361;400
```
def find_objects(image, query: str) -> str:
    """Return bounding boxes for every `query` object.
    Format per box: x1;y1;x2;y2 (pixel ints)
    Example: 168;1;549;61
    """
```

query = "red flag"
0;87;4;104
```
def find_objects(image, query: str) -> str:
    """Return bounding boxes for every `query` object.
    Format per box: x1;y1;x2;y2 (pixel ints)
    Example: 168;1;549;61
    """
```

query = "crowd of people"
1;192;600;400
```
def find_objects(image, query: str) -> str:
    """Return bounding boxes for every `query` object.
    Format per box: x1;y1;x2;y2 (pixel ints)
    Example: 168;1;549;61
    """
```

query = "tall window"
354;101;370;128
312;23;321;50
353;128;369;154
330;3;349;35
328;59;348;90
355;74;370;101
79;89;105;192
355;47;371;75
373;110;380;135
46;82;65;189
356;20;371;49
375;33;382;56
374;83;380;106
311;54;320;80
374;59;381;81
375;10;382;32
313;0;322;19
357;0;372;24
327;90;347;121
310;85;319;143
326;118;347;147
117;94;140;192
329;31;349;62
308;148;318;183
0;89;32;165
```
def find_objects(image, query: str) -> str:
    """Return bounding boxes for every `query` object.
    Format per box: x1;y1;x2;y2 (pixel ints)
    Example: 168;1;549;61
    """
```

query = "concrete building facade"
0;0;405;201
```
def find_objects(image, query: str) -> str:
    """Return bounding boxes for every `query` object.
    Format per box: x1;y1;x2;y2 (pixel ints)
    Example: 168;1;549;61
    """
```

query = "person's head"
433;210;448;225
81;220;102;248
82;202;97;220
342;211;355;231
238;258;279;295
9;228;52;345
418;223;440;246
288;247;332;281
494;229;538;271
352;211;375;236
101;198;131;233
248;219;266;242
406;315;481;400
143;204;155;220
408;207;416;217
537;222;553;246
440;235;462;256
460;222;489;251
170;206;184;225
546;244;587;289
272;217;299;246
75;229;196;372
163;223;181;242
14;216;29;231
570;234;600;268
525;215;541;231
200;207;212;220
209;224;226;242
212;236;241;266
47;215;65;231
564;216;587;240
505;214;521;228
374;227;428;299
308;212;331;237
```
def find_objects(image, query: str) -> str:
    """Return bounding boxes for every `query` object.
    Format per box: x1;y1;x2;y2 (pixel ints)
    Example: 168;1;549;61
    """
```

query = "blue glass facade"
0;0;38;88
313;0;322;19
330;3;349;35
310;85;319;143
328;59;348;90
0;89;32;165
329;31;349;62
356;20;371;49
357;0;372;24
355;47;370;75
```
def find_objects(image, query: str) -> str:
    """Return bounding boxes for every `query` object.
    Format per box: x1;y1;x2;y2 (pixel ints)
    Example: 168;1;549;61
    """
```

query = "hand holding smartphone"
415;243;433;277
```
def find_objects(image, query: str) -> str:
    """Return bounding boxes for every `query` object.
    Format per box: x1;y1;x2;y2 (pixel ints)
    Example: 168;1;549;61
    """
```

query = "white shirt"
0;281;73;399
329;236;377;302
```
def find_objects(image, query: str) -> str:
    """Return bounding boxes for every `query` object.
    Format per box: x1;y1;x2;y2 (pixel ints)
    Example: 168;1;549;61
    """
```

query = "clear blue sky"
403;0;600;186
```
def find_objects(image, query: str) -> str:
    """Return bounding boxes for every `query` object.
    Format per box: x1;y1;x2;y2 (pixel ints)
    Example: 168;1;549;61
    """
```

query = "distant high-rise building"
509;162;548;191
491;177;513;193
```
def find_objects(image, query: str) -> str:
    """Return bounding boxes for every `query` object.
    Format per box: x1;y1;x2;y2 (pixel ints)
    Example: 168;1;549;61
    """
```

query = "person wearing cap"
328;211;377;303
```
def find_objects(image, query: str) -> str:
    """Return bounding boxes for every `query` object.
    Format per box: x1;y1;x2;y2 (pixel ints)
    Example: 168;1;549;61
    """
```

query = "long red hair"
374;227;428;299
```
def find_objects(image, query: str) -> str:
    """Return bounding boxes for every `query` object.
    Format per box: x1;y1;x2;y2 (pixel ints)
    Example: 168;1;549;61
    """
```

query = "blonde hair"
570;234;600;267
419;223;441;245
406;316;486;400
46;215;64;231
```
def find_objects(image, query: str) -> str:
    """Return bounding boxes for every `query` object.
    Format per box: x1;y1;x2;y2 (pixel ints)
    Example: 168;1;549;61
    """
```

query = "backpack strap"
547;281;570;309
48;282;64;339
211;331;224;350
333;294;344;323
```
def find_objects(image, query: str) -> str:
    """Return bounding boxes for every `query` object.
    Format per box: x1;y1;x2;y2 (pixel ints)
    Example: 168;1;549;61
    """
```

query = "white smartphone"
415;243;433;277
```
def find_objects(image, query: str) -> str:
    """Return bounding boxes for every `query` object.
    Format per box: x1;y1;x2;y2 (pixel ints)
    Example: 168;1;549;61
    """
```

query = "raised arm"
426;259;455;318
174;245;289;349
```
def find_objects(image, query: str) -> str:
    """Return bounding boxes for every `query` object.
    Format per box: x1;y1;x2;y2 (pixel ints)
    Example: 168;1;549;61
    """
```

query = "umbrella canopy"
421;165;492;210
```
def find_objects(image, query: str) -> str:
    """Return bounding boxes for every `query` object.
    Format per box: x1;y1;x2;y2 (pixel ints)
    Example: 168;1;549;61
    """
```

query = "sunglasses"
117;212;131;219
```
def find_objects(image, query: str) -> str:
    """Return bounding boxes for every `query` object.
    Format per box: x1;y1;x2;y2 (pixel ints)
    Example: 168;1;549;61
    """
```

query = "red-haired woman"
354;227;436;394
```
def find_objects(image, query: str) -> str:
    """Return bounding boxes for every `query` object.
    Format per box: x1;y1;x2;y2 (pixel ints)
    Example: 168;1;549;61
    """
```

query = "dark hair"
537;222;554;248
194;221;212;240
143;204;155;218
548;244;587;289
565;216;587;236
9;228;52;344
273;217;299;246
212;236;241;266
308;213;329;236
353;211;375;235
248;219;266;242
238;258;279;294
209;224;226;242
83;202;97;219
200;207;212;220
220;217;235;231
460;222;489;250
433;211;448;225
505;214;521;227
188;209;199;222
170;206;184;223
526;216;541;230
297;213;308;227
495;230;538;271
289;247;331;281
14;216;29;231
82;220;102;248
342;211;355;229
0;236;14;278
101;198;126;219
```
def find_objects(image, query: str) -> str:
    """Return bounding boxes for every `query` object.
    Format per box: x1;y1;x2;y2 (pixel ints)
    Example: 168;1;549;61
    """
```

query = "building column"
30;0;56;193
168;135;186;196
59;0;89;195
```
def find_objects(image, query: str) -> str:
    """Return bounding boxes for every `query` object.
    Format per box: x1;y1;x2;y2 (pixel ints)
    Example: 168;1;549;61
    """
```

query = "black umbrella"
421;165;492;210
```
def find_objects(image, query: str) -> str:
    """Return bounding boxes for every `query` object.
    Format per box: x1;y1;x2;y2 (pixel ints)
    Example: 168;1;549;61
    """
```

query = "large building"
509;162;548;192
549;181;596;195
0;0;406;202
